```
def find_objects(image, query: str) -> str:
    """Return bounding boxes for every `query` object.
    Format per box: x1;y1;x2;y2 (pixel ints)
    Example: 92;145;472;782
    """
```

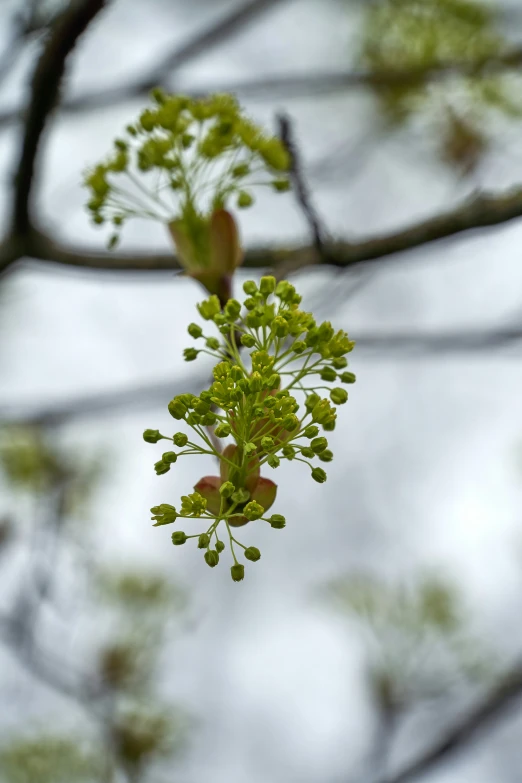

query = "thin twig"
277;112;328;264
380;663;522;783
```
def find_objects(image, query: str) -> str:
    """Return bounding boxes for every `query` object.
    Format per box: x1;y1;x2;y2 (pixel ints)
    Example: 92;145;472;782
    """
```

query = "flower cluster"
83;90;290;253
144;277;355;581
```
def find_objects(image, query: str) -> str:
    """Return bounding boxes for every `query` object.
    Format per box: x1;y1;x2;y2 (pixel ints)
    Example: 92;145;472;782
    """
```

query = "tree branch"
2;44;522;129
278;112;328;263
12;0;108;237
4;185;522;275
381;664;522;783
0;0;287;131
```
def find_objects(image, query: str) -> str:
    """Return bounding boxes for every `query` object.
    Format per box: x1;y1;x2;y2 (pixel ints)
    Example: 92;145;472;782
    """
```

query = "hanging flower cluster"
144;277;356;581
83;90;357;581
83;91;291;300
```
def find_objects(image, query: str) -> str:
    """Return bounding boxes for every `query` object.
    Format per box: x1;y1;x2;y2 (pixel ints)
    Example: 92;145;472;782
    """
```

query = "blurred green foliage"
360;0;522;172
0;427;191;782
0;426;104;517
0;736;102;783
325;573;497;709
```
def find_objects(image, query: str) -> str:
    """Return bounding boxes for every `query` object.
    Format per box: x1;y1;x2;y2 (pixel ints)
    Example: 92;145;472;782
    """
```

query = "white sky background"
1;0;522;781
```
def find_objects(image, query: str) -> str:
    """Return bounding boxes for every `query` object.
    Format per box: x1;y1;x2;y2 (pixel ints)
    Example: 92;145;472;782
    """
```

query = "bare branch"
354;327;522;355
0;371;210;426
2;43;522;130
12;0;108;237
381;664;522;783
278;112;328;264
0;0;288;131
3;185;522;275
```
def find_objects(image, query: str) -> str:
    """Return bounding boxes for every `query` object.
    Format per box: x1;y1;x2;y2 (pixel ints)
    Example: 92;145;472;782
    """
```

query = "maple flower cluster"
83;91;290;252
144;277;356;581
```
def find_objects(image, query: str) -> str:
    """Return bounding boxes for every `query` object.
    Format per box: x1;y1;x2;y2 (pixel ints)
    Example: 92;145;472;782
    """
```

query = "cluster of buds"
83;91;357;582
83;91;291;300
144;277;356;581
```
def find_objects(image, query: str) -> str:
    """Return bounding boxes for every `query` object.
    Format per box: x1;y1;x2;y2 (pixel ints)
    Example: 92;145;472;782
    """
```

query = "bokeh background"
1;0;522;781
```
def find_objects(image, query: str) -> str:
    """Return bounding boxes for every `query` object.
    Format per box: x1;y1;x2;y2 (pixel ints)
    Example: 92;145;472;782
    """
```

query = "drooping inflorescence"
83;90;356;582
144;277;356;581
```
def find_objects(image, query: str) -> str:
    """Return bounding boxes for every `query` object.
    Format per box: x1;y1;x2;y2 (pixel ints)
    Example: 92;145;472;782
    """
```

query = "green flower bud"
249;372;263;392
272;316;289;338
173;433;188;447
312;399;336;424
330;387;348;405
282;445;296;459
244;442;257;455
292;341;306;354
154;460;170;475
237;191;254;208
231;564;245;582
318;321;334;343
265;373;280;390
180;492;207;516
244;297;257;311
201;412;217;426
198;534;210;549
261;436;274;451
311;467;327;483
184;347;199;361
269;514;286;529
323;419;336;432
245;311;262;328
274;281;295;301
232;163;250;178
332;357;348;369
231;488;250;505
214;423;231;438
304;425;319;439
272;178;291;192
281;414;297;432
318;449;333;462
243;501;264;520
244;546;261;562
225;299;242;320
311;437;328;454
220;481;235;498
301;447;315;459
340;371;356;384
205;550;220;567
214;313;227;327
259;276;276;295
215;540;225;553
143;429;162;443
171;531;187;545
320;366;337;382
241;333;256;348
194;399;211;415
243;280;258;295
187;412;201;426
187;323;203;338
267;454;280;469
162;451;177;463
305;393;320;411
206;337;220;350
197;295;221;320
